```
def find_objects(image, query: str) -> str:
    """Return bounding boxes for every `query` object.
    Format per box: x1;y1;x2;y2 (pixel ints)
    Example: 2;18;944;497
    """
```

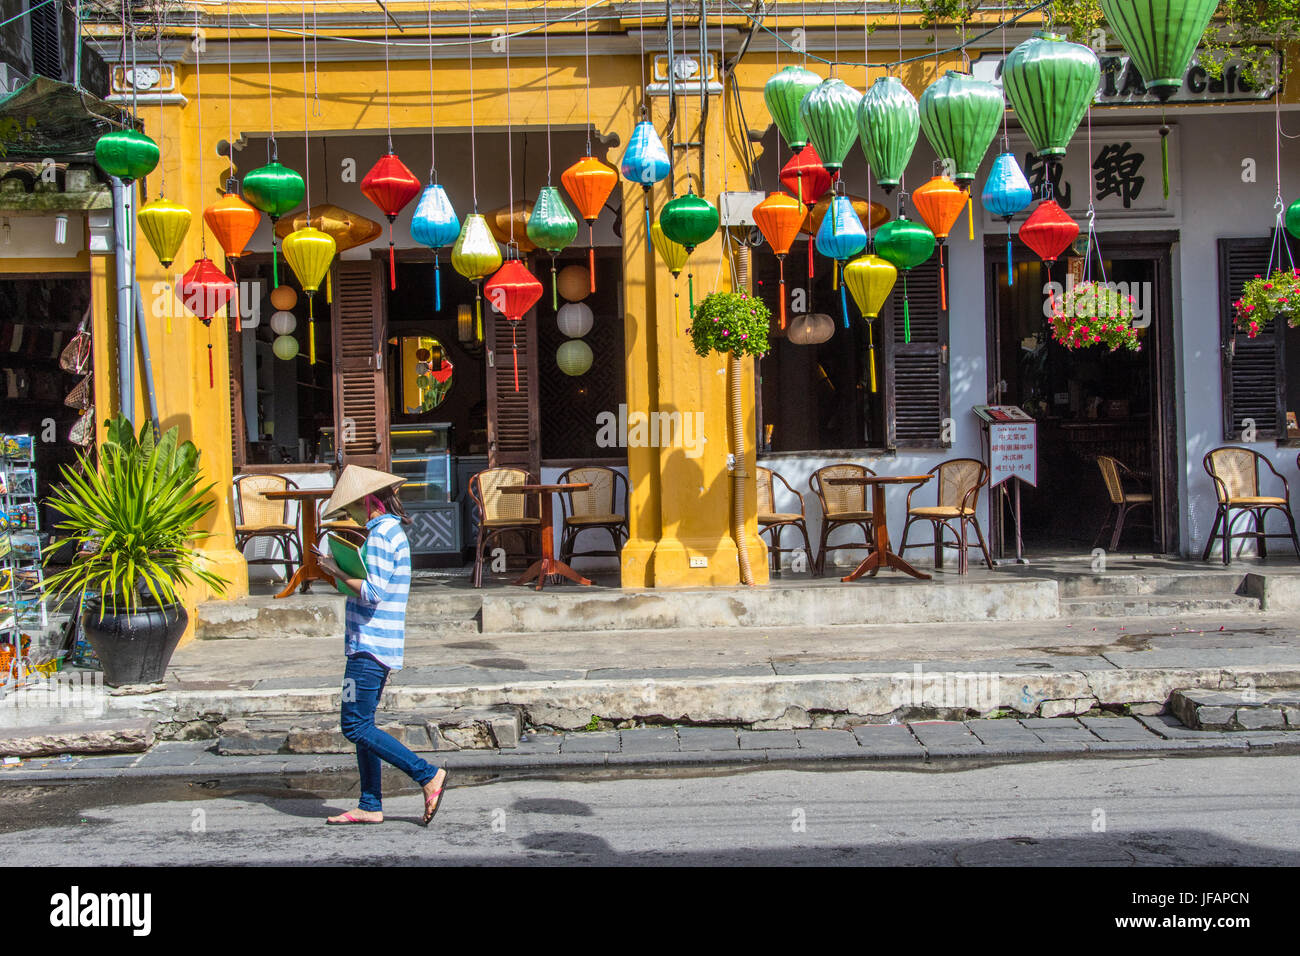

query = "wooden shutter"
1219;237;1285;441
486;303;539;473
331;260;390;468
29;2;61;80
885;256;950;448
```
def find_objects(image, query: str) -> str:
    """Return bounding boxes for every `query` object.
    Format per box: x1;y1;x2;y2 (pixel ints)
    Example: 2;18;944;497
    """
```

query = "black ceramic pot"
82;600;188;686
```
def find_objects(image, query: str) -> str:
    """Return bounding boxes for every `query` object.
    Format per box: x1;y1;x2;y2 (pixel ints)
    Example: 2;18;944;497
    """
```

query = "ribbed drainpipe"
730;239;755;585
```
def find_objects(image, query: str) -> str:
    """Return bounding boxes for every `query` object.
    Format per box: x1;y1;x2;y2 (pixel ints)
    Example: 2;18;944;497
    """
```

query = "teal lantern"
243;161;305;286
873;216;936;343
1003;32;1101;159
94;129;159;183
816;195;868;328
1098;0;1220;103
764;66;823;151
858;76;920;195
799;78;862;173
659;190;720;320
919;71;1005;188
527;186;580;308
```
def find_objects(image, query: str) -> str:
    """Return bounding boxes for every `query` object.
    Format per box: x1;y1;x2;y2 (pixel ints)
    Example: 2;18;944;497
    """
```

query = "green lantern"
242;161;306;218
94;129;160;183
764;66;823;151
857;75;920;194
799;78;862;173
1003;32;1101;159
1098;0;1220;102
919;71;1005;188
659;190;720;251
873;216;936;344
527;186;580;308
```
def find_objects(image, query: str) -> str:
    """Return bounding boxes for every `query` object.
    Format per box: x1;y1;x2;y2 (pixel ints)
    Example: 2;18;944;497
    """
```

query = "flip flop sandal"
421;771;450;827
326;811;383;825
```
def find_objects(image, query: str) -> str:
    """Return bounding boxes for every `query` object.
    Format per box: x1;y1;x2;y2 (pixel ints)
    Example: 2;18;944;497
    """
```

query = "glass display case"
390;424;453;503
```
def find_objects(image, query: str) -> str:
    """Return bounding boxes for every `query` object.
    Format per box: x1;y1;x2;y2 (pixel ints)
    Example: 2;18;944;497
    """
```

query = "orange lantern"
911;175;969;310
203;189;261;332
753;192;806;330
561;156;618;293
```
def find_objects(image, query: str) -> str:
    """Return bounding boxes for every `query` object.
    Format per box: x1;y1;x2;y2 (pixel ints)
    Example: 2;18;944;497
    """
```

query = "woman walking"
316;465;448;826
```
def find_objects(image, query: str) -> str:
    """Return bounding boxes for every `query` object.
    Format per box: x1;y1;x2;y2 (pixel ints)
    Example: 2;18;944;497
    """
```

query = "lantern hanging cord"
428;0;437;180
638;0;646;116
383;0;393;152
266;0;275;160
584;2;592;155
226;0;234;187
302;3;312;210
506;0;515;247
467;0;477;210
544;0;552;182
314;0;320;112
156;1;166;195
195;6;205;258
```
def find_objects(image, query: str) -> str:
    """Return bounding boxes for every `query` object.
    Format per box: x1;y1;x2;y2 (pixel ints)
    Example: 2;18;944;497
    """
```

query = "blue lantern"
981;153;1033;287
621;120;672;234
411;184;460;310
816;195;868;326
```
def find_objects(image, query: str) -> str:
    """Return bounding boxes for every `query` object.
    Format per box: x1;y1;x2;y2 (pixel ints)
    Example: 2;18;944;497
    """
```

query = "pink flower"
1264;283;1274;290
1246;305;1256;312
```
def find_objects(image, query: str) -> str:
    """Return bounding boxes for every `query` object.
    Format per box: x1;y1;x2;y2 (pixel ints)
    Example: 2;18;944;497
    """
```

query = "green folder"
326;533;368;598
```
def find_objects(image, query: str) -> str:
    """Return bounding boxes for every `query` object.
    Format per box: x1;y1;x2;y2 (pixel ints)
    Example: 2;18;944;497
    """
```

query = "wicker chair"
757;466;812;576
809;463;876;576
1200;447;1300;565
469;467;541;587
232;474;302;581
557;466;628;564
1093;455;1154;551
897;458;992;574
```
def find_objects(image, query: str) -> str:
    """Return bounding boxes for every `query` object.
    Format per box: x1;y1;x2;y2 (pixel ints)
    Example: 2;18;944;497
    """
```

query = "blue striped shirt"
344;514;412;671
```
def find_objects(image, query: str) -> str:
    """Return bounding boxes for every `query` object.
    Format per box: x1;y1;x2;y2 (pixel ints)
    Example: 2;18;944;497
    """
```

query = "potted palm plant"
43;415;228;686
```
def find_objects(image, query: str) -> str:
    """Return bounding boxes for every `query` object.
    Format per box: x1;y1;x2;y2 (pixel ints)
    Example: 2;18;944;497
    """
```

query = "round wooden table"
827;475;933;581
263;488;336;598
500;482;592;591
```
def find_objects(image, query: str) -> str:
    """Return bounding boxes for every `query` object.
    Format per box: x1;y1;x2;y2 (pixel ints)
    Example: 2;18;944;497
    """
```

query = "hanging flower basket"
686;292;771;359
1234;268;1300;338
1048;281;1141;352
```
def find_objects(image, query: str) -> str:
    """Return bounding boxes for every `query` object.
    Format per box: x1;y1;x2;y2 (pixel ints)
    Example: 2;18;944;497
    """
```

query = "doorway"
984;233;1179;556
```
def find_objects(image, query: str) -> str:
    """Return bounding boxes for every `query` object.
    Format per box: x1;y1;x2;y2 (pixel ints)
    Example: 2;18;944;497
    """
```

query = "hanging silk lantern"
651;220;689;333
753;192;805;330
94;129;159;183
410;186;460;312
911;175;968;310
557;301;594;338
562;155;619;293
277;203;382;253
270;285;297;311
488;201;537;255
659;190;720;251
857;76;919;195
1018;199;1079;266
270;311;297;336
557;264;591;302
556;339;594;377
360;153;422;290
527;186;580;310
620;121;671;237
815;194;868;327
452;212;504;338
485;259;544;391
1287;198;1300;241
781;144;835;282
764;65;823;151
242;160;305;287
281;226;337;366
843;254;898;393
178;258;236;388
982;153;1034;287
1098;0;1219;103
874;216;936;344
799;78;862;173
786;311;835;346
272;335;300;361
204;191;260;260
137;198;190;269
919;71;1005;188
807;194;889;236
1003;32;1101;160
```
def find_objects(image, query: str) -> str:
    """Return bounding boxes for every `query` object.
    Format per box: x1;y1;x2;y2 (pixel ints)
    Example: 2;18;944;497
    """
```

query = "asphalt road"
1;752;1298;866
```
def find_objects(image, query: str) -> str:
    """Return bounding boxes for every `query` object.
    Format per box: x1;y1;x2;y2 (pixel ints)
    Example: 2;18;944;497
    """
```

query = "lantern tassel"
511;324;520;392
688;272;696;320
1160;124;1170;201
674;290;681;336
903;273;911;344
388;224;397;291
832;258;839;292
476;284;483;334
207;343;214;388
868;322;878;393
939;244;948;311
271;240;279;287
588;232;596;293
808;235;814;282
967;195;974;242
308;296;317;365
326;270;333;304
434;257;441;311
229;260;241;333
551;261;558;311
840;280;849;329
778;259;787;330
1007;229;1014;287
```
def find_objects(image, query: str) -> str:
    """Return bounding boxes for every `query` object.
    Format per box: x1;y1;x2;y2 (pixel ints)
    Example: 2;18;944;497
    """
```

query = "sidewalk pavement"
2;714;1297;784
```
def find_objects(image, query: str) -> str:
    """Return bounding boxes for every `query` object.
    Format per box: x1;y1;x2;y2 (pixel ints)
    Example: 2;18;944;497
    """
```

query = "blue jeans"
340;653;439;812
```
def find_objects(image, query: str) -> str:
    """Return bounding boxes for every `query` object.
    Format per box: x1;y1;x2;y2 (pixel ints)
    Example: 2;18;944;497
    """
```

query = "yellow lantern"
843;254;898;393
451;213;503;334
281;226;336;365
137;198;191;270
651;220;689;332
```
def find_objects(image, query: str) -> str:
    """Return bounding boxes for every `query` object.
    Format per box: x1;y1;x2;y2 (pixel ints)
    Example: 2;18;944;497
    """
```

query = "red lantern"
178;258;237;388
361;153;422;290
753;192;806;329
561;156;619;293
484;259;544;391
1018;199;1079;266
781;144;836;281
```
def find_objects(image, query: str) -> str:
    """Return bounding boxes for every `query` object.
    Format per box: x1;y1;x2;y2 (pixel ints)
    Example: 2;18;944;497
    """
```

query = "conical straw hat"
321;465;405;520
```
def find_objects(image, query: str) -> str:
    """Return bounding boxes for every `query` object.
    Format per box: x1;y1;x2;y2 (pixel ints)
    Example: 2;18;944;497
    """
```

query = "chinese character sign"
989;422;1038;488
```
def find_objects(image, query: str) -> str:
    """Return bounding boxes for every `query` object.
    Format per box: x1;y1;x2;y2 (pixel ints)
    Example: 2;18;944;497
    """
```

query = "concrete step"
1058;595;1261;618
0;718;155;758
214;707;521;755
196;591;483;640
1168;688;1300;731
1058;572;1247;598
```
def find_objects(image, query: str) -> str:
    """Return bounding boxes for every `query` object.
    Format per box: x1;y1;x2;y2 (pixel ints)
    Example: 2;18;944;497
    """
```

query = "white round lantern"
272;334;300;361
270;310;297;335
556;339;593;376
556;301;594;338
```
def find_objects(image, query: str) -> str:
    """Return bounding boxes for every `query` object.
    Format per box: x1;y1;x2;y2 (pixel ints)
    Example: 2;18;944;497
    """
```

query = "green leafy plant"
584;714;601;731
43;415;229;617
1235;268;1300;337
686;292;771;359
1048;280;1141;351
